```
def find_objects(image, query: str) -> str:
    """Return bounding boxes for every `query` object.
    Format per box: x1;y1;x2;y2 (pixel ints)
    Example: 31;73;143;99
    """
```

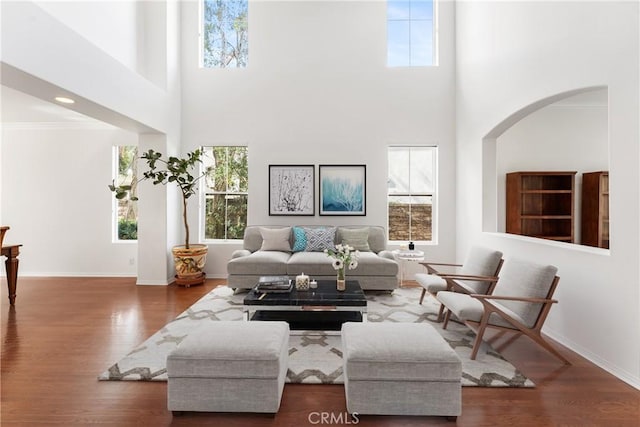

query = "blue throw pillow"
292;226;307;252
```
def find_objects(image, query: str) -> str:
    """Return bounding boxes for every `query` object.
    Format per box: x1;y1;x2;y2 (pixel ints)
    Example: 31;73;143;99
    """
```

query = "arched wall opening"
482;86;609;249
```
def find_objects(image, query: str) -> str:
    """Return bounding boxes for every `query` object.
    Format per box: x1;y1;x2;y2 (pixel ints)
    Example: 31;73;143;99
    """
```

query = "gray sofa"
227;225;399;291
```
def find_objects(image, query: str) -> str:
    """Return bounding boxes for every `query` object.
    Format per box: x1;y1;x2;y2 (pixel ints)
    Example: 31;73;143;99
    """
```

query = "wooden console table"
1;226;21;306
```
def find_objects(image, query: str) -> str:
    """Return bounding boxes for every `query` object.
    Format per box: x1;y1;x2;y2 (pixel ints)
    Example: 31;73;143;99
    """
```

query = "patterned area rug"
98;286;534;387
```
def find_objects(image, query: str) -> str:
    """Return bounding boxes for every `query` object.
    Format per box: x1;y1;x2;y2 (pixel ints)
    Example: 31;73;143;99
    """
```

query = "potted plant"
109;149;210;285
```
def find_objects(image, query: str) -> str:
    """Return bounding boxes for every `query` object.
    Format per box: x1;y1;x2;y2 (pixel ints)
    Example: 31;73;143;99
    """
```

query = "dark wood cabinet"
506;171;576;243
581;171;609;248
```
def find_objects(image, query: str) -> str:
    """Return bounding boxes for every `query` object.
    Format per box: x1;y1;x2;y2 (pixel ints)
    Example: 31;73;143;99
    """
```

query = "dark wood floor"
1;277;639;426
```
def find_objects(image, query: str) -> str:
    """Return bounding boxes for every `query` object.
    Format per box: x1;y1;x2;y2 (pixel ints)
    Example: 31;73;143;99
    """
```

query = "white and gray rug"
98;286;534;387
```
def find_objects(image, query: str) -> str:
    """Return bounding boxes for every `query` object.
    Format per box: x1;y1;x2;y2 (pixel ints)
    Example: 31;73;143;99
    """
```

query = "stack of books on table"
256;276;293;293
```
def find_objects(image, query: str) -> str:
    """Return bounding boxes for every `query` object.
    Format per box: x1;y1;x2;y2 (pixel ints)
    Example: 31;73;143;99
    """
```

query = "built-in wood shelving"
506;171;577;243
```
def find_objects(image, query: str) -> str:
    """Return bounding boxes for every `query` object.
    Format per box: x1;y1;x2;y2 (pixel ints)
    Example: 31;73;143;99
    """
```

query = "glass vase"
337;269;346;291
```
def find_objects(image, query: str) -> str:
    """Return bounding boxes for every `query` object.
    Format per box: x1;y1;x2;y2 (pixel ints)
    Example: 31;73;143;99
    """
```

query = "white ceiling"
0;85;115;128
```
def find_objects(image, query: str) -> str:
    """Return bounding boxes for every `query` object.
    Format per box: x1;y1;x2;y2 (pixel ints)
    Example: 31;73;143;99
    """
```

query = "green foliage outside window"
118;219;138;240
203;0;248;68
203;146;248;239
116;146;138;241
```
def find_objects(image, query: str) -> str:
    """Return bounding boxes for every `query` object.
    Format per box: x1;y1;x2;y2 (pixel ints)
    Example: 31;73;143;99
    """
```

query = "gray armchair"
415;246;503;321
436;257;570;364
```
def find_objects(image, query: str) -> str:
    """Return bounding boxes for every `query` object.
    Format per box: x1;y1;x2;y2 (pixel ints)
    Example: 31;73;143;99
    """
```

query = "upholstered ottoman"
167;321;289;414
341;322;461;419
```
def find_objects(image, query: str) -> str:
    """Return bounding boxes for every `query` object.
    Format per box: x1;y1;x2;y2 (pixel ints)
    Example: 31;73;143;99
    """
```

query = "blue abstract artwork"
320;165;366;215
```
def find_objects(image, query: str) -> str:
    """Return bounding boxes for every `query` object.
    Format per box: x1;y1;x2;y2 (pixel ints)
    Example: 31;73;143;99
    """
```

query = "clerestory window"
387;0;437;67
201;0;248;68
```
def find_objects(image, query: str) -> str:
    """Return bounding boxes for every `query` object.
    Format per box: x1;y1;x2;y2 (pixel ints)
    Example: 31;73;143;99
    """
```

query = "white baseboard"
545;329;640;390
135;280;169;286
204;273;227;279
12;272;137;278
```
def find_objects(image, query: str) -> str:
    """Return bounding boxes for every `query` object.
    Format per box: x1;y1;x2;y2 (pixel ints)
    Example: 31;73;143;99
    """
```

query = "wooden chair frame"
443;275;570;365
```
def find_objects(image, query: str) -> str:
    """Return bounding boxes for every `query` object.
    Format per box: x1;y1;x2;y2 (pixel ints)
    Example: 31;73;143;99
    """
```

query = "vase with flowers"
324;243;360;291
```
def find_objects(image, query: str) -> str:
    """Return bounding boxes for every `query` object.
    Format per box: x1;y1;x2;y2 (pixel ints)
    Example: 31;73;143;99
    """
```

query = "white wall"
496;91;609;242
1;0;183;284
456;1;639;388
1;126;138;276
35;1;140;73
180;0;458;278
1;1;169;133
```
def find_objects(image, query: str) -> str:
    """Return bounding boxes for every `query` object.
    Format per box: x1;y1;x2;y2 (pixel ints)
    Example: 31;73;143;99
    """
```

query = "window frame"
199;0;249;69
200;145;249;242
112;145;138;244
386;0;439;67
387;145;438;244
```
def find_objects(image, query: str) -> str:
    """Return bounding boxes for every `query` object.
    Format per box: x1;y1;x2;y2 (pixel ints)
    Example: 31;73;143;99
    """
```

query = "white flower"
326;243;360;272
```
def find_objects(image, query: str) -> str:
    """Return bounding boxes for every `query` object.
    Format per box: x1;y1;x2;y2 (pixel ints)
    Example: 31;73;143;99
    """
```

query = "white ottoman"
341;322;461;419
167;321;289;414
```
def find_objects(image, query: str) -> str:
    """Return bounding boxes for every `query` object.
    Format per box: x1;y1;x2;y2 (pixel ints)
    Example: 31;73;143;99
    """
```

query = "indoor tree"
109;149;208;250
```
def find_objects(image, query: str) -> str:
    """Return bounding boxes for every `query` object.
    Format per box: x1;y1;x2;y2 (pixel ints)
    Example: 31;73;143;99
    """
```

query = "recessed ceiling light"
54;96;75;104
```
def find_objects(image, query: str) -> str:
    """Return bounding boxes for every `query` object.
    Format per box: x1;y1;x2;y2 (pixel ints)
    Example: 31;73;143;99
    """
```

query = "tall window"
387;0;436;67
202;146;248;240
113;146;138;241
387;146;437;242
201;0;248;68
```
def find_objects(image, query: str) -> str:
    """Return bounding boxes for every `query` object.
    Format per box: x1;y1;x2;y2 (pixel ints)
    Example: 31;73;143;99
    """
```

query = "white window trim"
199;145;248;243
111;146;138;244
387;145;438;244
387;0;439;67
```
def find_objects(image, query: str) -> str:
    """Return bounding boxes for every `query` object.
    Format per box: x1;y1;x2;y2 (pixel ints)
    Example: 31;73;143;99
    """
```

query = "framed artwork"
269;165;315;215
319;164;366;216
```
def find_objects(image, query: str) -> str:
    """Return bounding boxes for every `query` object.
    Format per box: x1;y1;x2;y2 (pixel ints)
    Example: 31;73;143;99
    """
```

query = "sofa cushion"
338;227;371;252
304;227;336;252
260;227;292;252
436;290;525;330
292;226;307;252
490;258;557;328
415;273;447;294
227;251;291;275
286;251;398;277
348;251;398;276
287;251;337;276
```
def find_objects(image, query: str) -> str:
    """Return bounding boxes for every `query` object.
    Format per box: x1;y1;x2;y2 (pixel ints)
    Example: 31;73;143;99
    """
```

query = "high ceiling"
1;85;114;128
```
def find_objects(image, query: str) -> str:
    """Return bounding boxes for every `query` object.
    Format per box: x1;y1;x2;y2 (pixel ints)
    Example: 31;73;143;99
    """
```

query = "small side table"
392;250;425;287
2;244;21;305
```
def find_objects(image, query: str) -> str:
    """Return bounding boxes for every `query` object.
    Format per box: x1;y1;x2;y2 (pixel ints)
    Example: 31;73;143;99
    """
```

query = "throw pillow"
304;227;337;252
292;226;307;252
340;227;371;252
259;227;292;252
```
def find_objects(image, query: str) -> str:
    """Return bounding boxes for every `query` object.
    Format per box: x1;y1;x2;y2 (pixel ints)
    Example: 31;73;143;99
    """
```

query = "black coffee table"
243;279;367;331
